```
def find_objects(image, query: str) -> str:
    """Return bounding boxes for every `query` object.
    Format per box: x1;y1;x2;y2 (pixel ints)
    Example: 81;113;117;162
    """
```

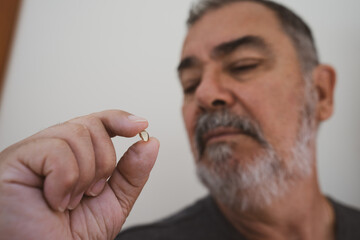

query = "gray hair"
187;0;319;76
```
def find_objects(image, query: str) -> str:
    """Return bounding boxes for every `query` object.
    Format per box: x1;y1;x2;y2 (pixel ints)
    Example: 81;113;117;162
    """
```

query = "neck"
215;171;335;240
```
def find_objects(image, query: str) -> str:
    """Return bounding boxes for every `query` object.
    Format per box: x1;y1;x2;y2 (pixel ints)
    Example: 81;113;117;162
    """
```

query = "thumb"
108;137;160;218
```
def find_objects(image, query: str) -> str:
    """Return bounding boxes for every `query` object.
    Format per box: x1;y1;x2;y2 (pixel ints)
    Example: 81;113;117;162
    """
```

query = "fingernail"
128;114;147;122
68;192;84;210
89;179;106;196
58;193;71;212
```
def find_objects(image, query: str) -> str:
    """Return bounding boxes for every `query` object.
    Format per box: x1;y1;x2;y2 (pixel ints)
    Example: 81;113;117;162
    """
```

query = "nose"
195;68;235;110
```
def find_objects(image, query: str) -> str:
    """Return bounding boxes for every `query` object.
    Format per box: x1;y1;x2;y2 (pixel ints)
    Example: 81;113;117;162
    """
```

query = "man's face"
180;2;307;166
178;2;316;209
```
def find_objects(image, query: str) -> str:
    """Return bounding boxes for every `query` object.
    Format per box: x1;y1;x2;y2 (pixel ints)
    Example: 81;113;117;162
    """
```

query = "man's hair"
187;0;319;76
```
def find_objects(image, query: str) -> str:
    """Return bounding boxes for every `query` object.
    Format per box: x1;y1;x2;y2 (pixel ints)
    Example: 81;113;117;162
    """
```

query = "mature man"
0;0;359;239
117;0;360;239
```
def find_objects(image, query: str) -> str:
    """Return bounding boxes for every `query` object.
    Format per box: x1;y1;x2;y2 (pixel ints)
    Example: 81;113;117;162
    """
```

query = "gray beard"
196;113;315;212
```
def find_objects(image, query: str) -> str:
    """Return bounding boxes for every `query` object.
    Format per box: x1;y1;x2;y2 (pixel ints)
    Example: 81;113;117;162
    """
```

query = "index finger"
89;110;149;138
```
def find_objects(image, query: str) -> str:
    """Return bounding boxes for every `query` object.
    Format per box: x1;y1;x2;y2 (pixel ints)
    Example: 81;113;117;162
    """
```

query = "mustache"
195;109;268;156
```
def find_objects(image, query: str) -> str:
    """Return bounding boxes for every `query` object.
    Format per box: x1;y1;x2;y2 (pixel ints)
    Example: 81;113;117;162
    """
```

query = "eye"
229;63;258;74
183;80;200;95
226;58;263;75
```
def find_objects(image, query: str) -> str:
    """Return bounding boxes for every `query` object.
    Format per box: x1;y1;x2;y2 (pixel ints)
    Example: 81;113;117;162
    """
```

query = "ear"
312;64;336;122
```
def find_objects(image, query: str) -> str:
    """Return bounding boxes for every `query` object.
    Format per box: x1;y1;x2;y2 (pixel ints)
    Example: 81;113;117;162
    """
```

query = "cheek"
182;103;196;138
182;103;200;156
246;78;304;150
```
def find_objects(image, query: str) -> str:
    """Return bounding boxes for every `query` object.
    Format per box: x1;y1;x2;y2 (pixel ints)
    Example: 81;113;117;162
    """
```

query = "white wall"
0;0;359;229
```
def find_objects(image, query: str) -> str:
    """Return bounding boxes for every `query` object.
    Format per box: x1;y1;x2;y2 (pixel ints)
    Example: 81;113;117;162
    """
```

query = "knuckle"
65;122;90;139
123;147;140;160
49;138;70;151
84;167;96;183
97;154;116;176
59;160;80;189
62;169;79;189
76;165;96;189
74;124;90;139
83;115;101;126
46;139;80;187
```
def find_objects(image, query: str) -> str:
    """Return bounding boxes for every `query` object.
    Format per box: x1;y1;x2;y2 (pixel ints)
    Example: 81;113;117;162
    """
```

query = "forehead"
182;2;290;58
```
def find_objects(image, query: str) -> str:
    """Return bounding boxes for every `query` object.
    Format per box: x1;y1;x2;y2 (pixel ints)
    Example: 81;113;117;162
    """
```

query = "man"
0;1;359;240
117;0;360;239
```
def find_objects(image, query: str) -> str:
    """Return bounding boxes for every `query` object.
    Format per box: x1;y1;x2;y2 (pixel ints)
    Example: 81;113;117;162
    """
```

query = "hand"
0;110;160;240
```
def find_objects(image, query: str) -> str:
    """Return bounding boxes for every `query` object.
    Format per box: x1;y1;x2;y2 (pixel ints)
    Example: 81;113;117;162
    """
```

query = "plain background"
0;0;359;229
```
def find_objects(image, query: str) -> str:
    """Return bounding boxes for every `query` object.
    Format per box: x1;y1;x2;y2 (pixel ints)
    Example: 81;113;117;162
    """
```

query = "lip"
202;127;243;145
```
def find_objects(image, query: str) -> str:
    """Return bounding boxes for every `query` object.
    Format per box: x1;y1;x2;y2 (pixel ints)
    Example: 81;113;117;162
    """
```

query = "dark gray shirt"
116;196;360;240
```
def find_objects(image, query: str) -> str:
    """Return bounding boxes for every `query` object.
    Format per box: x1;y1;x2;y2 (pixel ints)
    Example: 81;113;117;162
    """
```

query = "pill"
139;130;149;142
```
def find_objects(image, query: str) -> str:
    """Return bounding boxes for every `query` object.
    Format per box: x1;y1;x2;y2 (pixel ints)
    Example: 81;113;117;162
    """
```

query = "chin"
195;137;314;212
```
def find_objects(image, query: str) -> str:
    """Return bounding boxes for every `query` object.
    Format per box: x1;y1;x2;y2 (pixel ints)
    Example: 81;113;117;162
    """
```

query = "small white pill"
139;130;149;142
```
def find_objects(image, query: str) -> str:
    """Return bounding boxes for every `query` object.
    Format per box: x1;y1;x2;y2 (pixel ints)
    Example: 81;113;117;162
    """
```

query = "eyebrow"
177;57;198;73
212;35;270;57
177;35;270;74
